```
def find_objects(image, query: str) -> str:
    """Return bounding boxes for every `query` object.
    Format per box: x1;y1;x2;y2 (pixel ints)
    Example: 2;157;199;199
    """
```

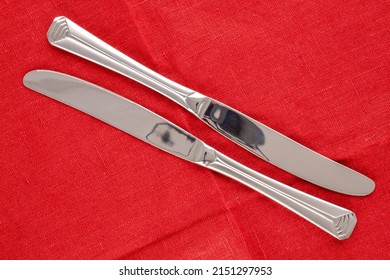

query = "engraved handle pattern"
205;150;357;240
47;16;195;108
47;17;358;240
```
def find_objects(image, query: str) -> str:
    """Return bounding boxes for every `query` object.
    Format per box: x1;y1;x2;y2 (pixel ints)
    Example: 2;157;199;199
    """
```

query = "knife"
23;70;356;239
46;16;374;196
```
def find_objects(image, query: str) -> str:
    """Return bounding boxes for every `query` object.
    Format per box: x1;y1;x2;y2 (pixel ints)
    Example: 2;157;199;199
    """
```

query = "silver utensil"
23;69;357;240
46;16;374;196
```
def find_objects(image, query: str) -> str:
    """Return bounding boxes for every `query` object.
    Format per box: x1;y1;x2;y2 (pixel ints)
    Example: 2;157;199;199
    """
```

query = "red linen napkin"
0;0;389;259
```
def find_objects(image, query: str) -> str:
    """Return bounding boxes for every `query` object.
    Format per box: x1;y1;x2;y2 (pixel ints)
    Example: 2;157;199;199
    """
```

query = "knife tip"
22;70;36;89
23;70;52;91
23;70;45;88
351;176;375;196
364;177;376;195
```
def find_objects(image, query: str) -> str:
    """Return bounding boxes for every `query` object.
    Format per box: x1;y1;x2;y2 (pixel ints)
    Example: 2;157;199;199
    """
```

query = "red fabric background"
1;0;389;259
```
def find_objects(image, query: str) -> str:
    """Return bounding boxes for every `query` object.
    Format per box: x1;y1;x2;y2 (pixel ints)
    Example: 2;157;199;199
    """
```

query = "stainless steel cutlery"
46;16;374;196
23;70;357;240
21;16;376;240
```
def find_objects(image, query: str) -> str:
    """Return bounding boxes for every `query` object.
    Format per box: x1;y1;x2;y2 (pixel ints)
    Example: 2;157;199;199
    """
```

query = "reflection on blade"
203;101;268;160
46;16;374;196
146;123;196;157
22;70;358;239
198;99;375;196
22;70;208;163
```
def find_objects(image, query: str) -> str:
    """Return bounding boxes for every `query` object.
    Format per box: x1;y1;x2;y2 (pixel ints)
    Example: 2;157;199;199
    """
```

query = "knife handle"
204;149;356;240
47;16;197;109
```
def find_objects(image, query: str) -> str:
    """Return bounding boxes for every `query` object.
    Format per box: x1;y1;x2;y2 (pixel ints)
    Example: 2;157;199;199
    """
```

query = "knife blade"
23;69;357;239
46;16;374;196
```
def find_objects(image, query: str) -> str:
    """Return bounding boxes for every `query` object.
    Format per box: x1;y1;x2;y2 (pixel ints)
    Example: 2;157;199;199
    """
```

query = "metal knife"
46;16;374;196
23;69;357;239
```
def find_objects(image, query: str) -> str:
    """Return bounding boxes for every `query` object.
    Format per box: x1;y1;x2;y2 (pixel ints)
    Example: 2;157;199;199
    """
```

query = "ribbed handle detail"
334;213;356;238
47;16;196;109
205;150;357;240
47;16;69;43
